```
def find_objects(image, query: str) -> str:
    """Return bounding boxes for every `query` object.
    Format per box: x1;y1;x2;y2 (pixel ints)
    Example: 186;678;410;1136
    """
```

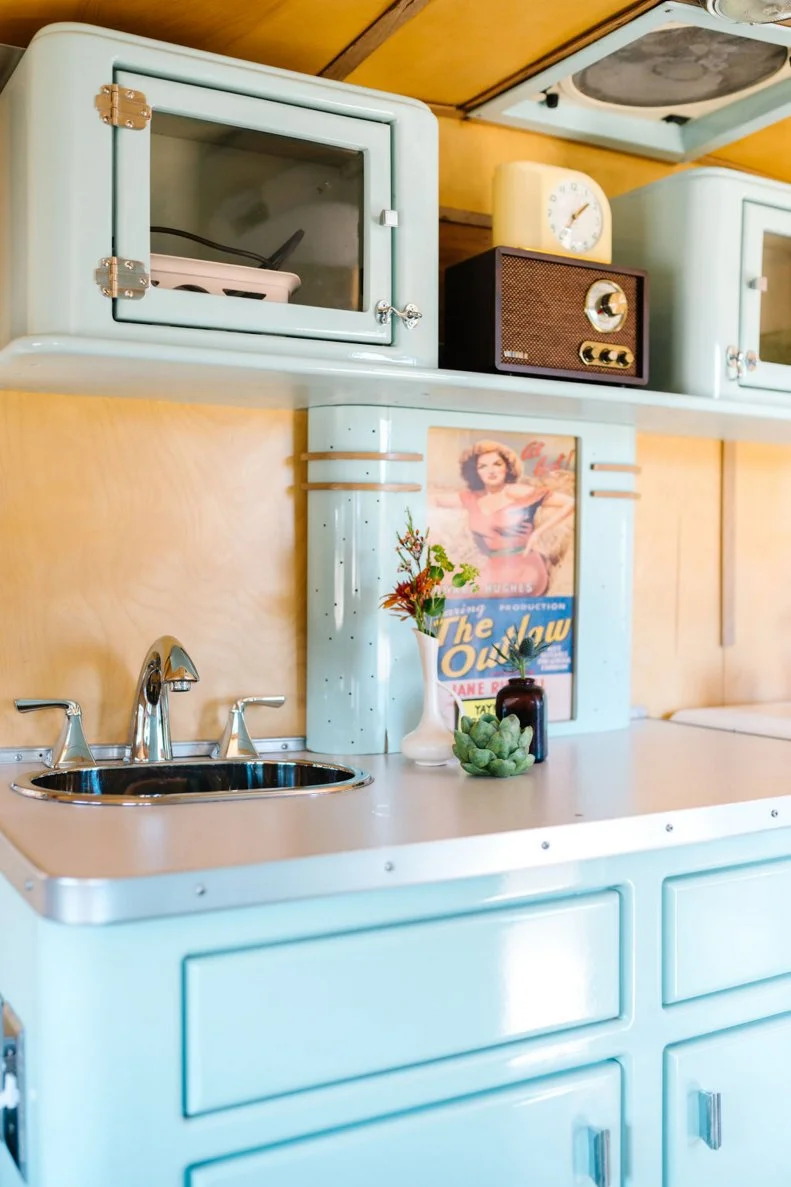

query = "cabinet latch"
375;300;423;329
726;345;758;380
95;84;151;130
95;257;150;300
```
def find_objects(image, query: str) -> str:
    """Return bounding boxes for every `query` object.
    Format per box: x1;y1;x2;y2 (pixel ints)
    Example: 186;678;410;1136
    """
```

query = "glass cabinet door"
113;71;393;345
740;201;791;392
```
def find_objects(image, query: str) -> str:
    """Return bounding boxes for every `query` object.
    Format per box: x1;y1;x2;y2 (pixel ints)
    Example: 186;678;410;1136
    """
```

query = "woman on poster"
434;439;574;597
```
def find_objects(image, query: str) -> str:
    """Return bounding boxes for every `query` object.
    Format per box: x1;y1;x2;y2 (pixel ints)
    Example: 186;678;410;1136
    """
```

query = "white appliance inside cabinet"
672;701;791;740
613;168;791;403
0;23;437;372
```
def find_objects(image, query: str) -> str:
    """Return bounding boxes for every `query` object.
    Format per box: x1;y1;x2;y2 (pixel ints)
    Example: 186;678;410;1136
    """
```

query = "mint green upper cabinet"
666;1013;791;1187
740;202;791;396
0;23;438;369
188;1062;622;1187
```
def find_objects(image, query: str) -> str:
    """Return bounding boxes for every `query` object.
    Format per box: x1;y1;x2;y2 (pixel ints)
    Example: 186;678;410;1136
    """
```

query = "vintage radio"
443;247;649;385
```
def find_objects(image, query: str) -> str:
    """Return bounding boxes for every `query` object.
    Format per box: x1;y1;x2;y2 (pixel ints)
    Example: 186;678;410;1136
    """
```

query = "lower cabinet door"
666;1012;791;1187
189;1061;621;1187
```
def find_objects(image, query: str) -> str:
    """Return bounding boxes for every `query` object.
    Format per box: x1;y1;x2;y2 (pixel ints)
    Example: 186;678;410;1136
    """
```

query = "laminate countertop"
1;719;790;925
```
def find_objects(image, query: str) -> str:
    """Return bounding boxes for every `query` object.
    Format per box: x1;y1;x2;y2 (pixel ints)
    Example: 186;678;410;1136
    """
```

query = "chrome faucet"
128;636;199;763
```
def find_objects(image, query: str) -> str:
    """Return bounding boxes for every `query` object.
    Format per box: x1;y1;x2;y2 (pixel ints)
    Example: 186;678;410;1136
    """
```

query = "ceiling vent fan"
470;1;791;161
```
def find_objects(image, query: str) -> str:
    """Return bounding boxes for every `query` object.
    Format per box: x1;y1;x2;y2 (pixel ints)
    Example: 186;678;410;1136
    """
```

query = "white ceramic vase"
401;629;455;766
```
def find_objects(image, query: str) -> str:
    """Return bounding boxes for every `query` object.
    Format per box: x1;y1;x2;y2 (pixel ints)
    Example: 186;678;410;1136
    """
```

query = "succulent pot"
495;676;548;763
400;629;455;766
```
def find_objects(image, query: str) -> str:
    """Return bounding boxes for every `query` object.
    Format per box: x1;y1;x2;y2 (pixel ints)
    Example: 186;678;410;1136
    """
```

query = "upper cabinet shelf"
6;334;791;444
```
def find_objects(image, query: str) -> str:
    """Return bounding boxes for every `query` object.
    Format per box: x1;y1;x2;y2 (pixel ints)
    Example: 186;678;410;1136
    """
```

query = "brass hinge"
95;257;150;300
95;84;151;130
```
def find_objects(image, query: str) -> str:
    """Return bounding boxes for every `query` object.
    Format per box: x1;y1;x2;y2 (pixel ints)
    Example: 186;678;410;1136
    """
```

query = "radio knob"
582;345;597;363
599;349;614;364
598;291;628;320
617;350;630;367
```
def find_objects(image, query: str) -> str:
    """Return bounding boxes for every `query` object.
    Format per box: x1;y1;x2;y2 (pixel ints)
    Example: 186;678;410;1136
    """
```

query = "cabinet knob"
699;1090;722;1151
749;276;768;292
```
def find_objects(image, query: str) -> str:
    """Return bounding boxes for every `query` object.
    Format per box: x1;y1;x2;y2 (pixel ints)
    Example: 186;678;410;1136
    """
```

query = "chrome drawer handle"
699;1090;722;1150
589;1127;611;1187
375;300;423;329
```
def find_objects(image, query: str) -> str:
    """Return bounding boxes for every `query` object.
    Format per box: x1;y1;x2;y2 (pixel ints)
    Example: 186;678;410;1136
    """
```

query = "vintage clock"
492;162;613;265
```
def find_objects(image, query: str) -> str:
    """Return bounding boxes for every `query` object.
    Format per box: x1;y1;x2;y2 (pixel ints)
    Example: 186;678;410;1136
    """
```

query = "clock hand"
564;202;590;229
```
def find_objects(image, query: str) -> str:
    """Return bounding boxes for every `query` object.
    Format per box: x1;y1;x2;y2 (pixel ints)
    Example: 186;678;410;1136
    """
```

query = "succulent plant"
453;713;535;778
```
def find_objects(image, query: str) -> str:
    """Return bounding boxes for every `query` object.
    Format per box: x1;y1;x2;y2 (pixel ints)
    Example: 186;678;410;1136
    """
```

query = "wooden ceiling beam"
461;0;669;111
320;0;434;81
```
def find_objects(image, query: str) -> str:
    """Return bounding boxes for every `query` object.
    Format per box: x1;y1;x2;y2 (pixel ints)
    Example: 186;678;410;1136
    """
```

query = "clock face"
547;179;604;254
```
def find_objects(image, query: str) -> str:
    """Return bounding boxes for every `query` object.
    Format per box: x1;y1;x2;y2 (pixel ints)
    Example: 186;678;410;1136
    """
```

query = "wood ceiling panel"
0;1;390;75
714;119;791;186
345;0;641;107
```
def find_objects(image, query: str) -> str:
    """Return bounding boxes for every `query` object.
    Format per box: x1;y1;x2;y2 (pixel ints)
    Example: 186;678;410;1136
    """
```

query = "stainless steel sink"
11;758;372;806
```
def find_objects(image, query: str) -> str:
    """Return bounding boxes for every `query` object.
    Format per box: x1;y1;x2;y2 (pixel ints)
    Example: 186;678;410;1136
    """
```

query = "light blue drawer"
664;857;791;1003
184;892;620;1115
188;1060;622;1186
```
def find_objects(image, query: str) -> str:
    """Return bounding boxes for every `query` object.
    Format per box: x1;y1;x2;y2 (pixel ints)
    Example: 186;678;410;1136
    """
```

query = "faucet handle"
15;699;97;769
215;696;286;760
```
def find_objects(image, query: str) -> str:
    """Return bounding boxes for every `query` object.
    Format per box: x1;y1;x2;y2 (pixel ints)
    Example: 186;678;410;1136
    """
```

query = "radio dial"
598;291;627;320
584;280;628;332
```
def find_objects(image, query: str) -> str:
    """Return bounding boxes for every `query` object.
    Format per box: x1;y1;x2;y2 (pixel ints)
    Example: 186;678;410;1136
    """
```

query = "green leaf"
468;746;494;768
451;571;468;587
489;758;517;778
429;566;445;582
461;762;487;777
512;755;535;775
488;733;509;759
509;747;527;765
469;720;495;746
480;713;499;724
519;726;534;750
460;716;473;734
453;731;472;761
423;596;446;619
429;544;453;571
499;717;521;745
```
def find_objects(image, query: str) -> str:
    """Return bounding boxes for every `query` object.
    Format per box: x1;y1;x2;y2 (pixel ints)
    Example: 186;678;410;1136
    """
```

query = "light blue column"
305;407;425;754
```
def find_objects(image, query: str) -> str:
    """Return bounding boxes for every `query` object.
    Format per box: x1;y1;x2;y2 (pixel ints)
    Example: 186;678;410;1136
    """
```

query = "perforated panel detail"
499;254;644;378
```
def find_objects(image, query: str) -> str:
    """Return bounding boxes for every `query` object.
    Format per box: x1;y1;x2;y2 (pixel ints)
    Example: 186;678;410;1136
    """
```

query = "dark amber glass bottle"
495;677;547;763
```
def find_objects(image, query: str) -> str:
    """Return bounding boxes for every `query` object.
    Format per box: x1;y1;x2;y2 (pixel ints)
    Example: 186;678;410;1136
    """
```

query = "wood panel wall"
0;117;788;749
0;391;306;747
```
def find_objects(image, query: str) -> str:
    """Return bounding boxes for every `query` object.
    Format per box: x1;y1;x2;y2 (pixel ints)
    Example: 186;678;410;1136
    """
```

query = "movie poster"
427;427;577;724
